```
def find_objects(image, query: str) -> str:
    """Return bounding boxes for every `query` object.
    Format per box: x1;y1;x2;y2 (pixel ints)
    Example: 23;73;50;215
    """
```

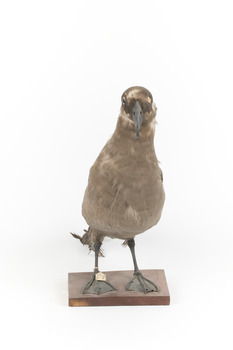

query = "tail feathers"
70;228;104;256
70;229;92;250
122;240;129;246
70;232;83;241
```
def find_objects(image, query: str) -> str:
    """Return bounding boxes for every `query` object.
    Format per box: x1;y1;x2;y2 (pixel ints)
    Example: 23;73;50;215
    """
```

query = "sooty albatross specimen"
71;86;165;294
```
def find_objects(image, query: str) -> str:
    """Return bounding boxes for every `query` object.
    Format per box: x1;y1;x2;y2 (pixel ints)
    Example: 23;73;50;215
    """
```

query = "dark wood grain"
68;269;170;307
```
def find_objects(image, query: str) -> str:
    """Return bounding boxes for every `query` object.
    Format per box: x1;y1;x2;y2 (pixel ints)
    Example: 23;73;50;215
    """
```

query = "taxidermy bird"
71;86;165;295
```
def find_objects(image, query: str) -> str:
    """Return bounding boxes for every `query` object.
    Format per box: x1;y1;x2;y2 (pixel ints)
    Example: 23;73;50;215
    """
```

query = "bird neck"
111;115;157;162
114;114;156;145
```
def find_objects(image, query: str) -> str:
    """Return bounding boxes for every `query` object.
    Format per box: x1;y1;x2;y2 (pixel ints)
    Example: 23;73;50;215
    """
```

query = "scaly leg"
83;242;116;295
127;239;158;293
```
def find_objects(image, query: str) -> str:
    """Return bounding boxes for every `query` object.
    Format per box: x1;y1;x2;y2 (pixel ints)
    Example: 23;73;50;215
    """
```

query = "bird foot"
83;274;116;295
127;272;159;293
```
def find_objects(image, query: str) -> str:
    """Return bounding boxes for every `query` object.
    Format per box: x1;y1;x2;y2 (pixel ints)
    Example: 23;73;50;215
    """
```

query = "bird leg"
126;239;159;293
82;242;116;295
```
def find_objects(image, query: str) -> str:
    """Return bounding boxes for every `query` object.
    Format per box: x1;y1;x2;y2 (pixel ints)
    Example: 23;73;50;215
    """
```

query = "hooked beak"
132;101;143;138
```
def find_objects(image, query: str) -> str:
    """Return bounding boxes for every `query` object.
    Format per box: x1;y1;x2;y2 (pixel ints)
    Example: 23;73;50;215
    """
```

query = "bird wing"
160;169;163;183
82;140;122;227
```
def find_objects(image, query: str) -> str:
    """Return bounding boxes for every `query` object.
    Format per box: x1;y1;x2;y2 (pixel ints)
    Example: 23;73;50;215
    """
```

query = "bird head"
120;86;157;139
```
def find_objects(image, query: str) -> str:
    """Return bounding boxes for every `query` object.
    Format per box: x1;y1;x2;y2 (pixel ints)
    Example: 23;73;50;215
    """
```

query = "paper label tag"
95;272;106;281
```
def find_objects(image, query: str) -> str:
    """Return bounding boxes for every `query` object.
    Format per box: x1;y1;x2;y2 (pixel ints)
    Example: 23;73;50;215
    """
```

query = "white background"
0;0;233;349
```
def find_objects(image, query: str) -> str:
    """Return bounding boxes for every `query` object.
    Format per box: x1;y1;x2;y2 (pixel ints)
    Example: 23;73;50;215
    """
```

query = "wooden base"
68;269;170;307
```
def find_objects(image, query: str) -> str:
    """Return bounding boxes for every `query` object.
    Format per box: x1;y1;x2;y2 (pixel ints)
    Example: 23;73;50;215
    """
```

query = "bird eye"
122;97;126;105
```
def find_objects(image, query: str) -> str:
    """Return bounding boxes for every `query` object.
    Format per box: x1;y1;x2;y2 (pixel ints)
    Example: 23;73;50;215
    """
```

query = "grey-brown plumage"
71;86;165;294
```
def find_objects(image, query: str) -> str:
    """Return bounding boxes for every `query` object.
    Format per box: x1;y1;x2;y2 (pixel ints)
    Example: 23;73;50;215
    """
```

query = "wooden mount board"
68;269;170;307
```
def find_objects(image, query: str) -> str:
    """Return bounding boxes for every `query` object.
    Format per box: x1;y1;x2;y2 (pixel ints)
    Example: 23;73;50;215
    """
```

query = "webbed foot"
127;272;159;293
83;274;116;295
